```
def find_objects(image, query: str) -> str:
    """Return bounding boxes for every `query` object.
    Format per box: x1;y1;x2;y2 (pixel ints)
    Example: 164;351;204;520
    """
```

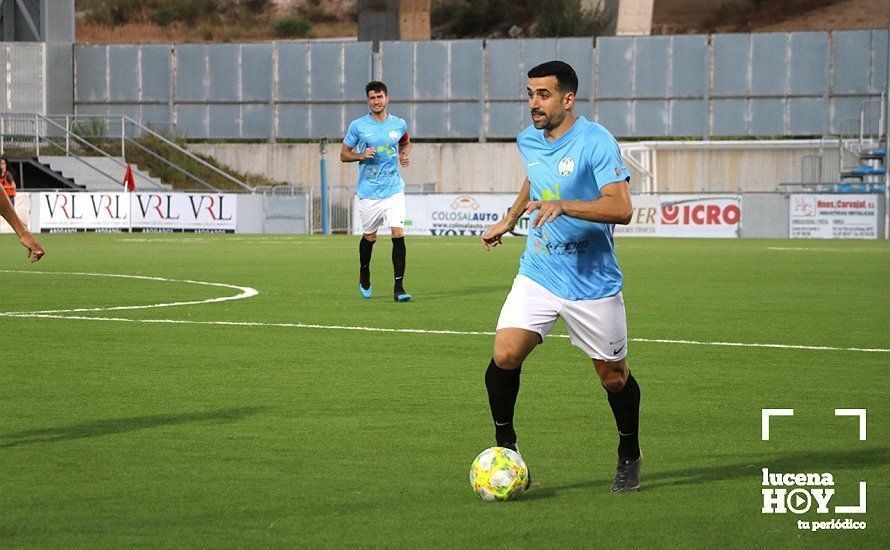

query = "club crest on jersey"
389;130;400;140
558;156;574;177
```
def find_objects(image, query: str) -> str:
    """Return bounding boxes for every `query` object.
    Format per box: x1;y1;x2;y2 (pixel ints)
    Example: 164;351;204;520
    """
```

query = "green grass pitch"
1;233;888;547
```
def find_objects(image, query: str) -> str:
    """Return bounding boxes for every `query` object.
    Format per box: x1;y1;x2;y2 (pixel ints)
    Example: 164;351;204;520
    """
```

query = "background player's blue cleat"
393;291;412;302
359;285;372;299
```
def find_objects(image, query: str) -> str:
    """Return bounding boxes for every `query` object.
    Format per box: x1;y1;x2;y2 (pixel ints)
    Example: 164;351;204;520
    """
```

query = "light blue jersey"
343;113;409;199
517;116;630;301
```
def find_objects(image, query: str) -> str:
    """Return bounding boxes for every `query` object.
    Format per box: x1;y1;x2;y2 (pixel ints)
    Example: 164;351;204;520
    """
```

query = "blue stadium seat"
849;166;885;175
833;183;885;193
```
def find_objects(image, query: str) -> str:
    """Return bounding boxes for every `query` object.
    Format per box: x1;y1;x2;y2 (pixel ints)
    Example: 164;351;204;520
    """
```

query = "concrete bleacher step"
37;156;170;191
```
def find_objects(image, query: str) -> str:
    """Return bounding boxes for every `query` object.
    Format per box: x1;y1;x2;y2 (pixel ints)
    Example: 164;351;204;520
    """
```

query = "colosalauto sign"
39;192;237;233
425;194;509;236
353;194;513;236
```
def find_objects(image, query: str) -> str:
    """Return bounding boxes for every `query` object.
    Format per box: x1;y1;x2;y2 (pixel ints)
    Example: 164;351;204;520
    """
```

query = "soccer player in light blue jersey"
341;81;412;302
480;61;642;492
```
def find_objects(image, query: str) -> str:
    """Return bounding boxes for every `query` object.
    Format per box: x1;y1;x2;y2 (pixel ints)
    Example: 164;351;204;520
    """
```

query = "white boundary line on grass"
1;312;888;354
1;271;887;354
0;270;258;314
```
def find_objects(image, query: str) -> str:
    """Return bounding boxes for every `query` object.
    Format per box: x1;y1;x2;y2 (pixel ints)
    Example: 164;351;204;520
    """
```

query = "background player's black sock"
485;358;521;447
392;237;406;293
359;237;374;289
606;372;641;461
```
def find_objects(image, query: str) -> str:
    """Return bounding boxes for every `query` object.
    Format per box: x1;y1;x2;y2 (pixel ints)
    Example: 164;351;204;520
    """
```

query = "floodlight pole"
320;137;330;235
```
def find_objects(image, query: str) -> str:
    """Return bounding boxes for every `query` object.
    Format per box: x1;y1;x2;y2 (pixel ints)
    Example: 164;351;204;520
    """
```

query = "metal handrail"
4;113;251;191
122;136;216;191
1;113;157;189
121;115;252;191
38;136;121;188
36;114;159;188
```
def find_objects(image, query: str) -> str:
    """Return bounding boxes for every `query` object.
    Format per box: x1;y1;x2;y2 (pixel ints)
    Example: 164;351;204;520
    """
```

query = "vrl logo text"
44;193;128;220
136;194;233;221
760;409;867;518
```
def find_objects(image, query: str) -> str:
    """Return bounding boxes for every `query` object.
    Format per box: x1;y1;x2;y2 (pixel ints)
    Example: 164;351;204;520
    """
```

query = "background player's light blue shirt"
343;113;409;199
517;116;630;301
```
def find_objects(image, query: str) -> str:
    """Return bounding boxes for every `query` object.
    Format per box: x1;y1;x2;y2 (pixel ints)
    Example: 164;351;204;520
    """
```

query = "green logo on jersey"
540;184;560;202
377;144;397;157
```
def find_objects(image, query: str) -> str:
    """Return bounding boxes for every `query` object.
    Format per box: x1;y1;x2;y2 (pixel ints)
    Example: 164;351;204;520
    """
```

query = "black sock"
392;237;406;293
485;358;521;447
359;237;374;289
606;372;641;461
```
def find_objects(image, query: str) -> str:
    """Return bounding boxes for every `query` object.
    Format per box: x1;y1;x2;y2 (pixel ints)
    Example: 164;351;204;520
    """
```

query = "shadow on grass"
521;446;890;500
0;407;266;448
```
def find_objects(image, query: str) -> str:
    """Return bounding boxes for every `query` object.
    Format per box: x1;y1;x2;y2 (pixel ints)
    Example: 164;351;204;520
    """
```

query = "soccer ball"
469;446;529;501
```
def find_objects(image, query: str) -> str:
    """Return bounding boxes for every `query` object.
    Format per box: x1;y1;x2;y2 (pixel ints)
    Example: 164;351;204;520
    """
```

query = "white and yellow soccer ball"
469;446;529;501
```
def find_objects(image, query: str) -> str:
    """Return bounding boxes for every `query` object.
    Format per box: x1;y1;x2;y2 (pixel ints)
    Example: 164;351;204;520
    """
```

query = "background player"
341;81;412;302
1;158;16;206
479;61;641;492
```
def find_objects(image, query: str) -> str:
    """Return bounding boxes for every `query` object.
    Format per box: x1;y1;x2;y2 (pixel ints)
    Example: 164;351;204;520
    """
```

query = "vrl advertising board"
39;192;237;233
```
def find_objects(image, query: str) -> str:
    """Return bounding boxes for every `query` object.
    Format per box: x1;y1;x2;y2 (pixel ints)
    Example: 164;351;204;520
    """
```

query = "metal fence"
308;185;355;234
1;42;45;114
1;29;884;141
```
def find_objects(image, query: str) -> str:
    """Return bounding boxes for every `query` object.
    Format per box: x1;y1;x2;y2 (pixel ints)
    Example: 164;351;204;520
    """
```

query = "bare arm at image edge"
0;194;45;262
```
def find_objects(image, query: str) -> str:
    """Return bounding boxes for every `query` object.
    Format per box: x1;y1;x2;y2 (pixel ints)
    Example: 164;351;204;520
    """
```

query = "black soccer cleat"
501;442;532;491
610;455;642;493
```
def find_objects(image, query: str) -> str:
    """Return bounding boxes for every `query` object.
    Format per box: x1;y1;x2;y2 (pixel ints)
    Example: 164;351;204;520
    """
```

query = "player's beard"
531;109;565;131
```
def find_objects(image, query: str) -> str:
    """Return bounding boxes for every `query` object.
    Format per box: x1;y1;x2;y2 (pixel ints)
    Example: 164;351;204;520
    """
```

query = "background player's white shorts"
496;275;628;361
358;192;406;234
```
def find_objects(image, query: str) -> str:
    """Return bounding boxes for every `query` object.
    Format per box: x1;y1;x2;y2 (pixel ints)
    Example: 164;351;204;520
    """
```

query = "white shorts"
358;192;406;234
496;275;628;361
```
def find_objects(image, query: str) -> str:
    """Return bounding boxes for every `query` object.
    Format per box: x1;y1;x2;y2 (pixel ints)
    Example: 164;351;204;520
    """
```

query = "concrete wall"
190;141;831;194
649;142;838;192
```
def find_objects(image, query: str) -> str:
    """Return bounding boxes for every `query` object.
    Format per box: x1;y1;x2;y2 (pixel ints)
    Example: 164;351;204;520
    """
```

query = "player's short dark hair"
365;81;388;96
527;61;578;94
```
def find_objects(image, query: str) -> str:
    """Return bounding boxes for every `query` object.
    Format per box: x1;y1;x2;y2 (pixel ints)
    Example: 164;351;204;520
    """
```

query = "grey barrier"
63;29;886;141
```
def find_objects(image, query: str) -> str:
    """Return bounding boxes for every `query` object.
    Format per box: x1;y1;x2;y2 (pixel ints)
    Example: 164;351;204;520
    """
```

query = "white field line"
0;312;887;354
764;246;890;253
0;270;258;314
1;271;887;354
